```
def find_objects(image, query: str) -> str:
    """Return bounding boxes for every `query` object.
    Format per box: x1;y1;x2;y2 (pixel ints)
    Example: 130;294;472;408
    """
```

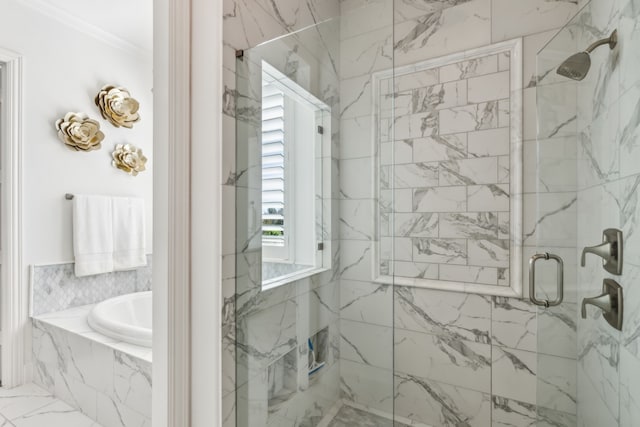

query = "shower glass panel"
234;6;395;425
534;15;579;425
535;1;638;425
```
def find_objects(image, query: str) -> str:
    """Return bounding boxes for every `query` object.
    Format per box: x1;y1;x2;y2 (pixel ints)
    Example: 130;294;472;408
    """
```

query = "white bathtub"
88;291;152;347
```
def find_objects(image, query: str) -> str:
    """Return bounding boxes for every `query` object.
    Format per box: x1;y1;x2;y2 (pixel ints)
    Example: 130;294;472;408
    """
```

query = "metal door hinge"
317;243;324;251
317;126;324;135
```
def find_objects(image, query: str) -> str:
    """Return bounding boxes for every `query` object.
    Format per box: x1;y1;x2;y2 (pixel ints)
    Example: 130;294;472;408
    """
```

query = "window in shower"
260;61;331;288
261;80;288;256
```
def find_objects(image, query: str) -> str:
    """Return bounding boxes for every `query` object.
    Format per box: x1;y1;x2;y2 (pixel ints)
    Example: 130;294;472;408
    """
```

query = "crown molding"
17;0;151;58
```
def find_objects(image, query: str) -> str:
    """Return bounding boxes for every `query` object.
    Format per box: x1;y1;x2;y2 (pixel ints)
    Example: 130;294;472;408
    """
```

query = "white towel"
112;196;147;271
73;195;114;277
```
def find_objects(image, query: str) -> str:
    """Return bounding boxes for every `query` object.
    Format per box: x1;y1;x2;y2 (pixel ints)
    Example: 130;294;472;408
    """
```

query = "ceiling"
37;0;153;52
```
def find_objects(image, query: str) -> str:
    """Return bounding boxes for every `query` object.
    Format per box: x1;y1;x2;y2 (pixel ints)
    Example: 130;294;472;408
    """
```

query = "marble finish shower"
222;0;640;426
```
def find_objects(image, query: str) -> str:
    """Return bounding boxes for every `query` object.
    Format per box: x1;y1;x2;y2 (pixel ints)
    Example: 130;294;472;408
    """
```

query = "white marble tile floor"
0;384;101;426
325;404;415;427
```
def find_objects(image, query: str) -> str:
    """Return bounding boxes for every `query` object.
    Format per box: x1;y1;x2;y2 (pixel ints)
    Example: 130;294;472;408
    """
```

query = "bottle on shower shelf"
308;338;325;376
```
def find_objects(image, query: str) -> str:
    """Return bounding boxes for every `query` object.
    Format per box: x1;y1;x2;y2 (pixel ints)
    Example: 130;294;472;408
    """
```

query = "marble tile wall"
375;45;518;293
338;0;581;426
32;318;151;427
31;255;152;316
563;0;640;426
340;284;577;426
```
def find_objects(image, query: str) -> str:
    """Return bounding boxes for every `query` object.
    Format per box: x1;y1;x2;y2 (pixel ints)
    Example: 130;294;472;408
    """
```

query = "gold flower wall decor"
95;85;141;128
112;144;147;176
55;112;105;152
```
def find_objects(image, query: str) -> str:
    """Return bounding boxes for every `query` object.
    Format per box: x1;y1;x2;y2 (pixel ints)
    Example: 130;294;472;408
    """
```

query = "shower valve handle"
580;229;623;275
581;279;623;331
581;241;613;266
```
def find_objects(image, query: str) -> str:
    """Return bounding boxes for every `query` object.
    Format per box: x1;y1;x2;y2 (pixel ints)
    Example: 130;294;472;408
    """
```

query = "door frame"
155;0;223;425
153;0;194;424
0;47;25;389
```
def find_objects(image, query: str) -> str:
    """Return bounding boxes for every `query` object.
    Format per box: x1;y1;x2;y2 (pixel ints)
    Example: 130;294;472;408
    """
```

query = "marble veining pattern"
0;384;102;427
31;256;152;316
325;404;408;427
31;306;151;427
221;0;593;426
374;42;521;294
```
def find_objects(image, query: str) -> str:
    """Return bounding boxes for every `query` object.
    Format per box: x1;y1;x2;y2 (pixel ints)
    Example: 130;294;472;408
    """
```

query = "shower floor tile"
327;405;412;427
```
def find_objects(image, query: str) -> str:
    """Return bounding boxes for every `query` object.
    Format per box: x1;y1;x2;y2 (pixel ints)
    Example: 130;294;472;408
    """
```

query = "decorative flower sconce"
55;112;104;152
95;85;141;128
112;143;147;176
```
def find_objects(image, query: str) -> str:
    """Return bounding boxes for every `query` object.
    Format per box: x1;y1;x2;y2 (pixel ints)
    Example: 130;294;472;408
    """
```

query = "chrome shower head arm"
585;29;618;53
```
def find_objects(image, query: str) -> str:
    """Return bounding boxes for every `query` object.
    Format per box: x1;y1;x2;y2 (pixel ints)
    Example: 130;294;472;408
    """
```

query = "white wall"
0;0;153;269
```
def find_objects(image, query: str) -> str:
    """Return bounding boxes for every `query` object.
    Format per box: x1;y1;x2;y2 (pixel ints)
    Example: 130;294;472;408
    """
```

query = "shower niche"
267;348;298;413
266;326;330;414
374;38;524;297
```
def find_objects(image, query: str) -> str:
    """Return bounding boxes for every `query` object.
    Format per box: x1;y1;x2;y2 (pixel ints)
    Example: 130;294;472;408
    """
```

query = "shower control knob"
580;228;623;275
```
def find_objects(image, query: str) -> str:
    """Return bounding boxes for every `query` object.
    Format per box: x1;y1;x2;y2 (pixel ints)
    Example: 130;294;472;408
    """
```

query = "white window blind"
262;83;286;247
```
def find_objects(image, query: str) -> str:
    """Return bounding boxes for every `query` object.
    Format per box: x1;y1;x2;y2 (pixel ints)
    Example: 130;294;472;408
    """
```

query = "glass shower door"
532;19;580;425
534;2;640;425
234;10;396;426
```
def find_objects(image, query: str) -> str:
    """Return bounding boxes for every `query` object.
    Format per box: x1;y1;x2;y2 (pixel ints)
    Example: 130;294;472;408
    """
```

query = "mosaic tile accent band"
31;255;152;316
375;39;522;296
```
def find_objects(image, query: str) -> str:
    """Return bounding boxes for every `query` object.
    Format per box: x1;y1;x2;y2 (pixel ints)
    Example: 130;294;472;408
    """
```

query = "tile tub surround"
0;383;101;427
31;255;152;316
374;39;523;296
31;304;151;427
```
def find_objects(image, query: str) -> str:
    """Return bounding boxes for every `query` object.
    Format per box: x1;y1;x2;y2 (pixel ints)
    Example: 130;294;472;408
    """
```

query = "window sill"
262;266;329;291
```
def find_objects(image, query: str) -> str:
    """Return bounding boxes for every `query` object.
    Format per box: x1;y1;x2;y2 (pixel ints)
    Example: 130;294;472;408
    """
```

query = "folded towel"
112;196;147;271
73;195;114;277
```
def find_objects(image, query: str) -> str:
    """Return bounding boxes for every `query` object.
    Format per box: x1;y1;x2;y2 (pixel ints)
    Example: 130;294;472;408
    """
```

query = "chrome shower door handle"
529;253;564;308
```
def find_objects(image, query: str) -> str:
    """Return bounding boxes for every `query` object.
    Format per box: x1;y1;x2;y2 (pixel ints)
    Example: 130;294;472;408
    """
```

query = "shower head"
557;52;592;81
556;29;618;81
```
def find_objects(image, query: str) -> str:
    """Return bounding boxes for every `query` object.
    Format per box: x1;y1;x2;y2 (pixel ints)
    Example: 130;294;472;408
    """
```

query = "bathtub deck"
33;302;151;363
32;305;152;425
